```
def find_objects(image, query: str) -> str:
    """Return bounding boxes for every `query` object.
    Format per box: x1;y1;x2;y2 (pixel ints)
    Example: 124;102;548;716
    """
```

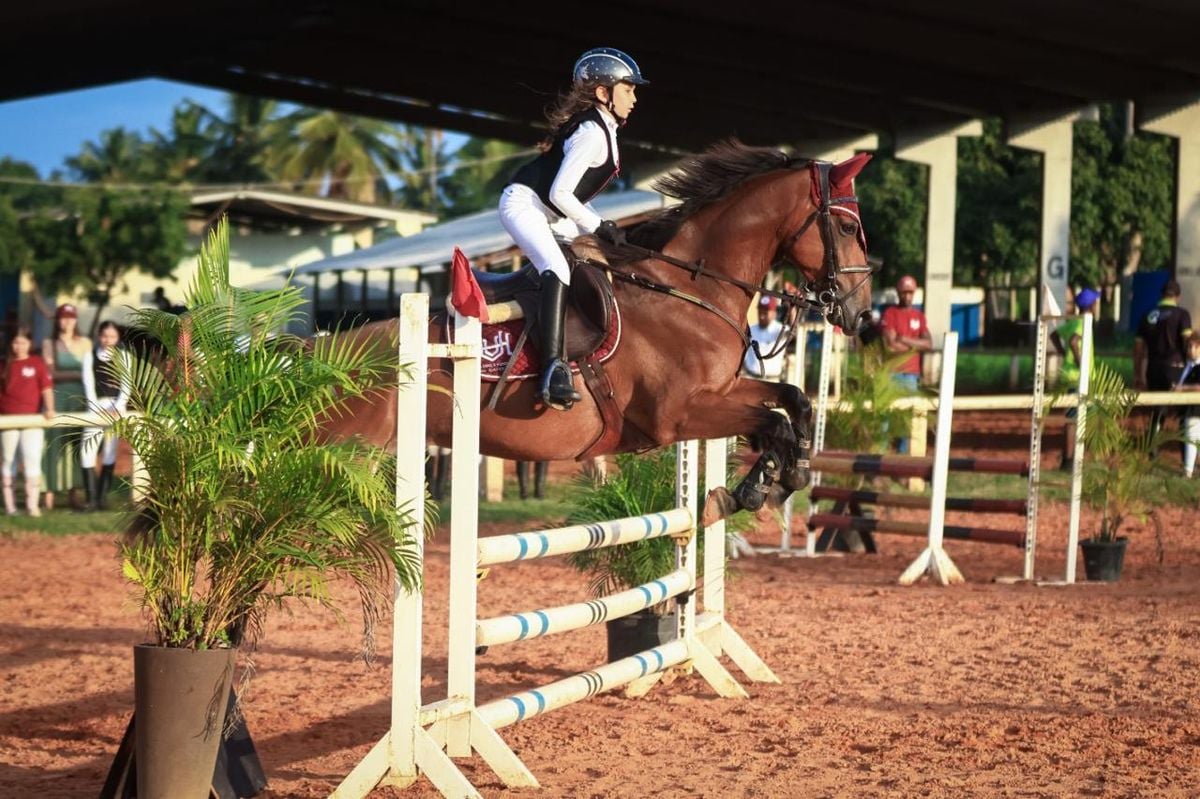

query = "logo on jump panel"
481;330;514;363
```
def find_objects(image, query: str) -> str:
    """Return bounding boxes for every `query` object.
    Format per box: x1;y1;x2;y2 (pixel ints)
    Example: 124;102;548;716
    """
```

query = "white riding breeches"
498;184;586;286
81;397;122;468
0;427;45;482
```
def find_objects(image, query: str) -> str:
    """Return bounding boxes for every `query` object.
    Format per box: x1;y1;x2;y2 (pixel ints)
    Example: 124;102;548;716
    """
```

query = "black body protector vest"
510;107;618;218
93;348;121;399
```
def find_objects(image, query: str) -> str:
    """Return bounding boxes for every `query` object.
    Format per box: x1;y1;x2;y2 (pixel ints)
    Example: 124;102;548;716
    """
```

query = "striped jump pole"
812;452;1029;478
808;486;1027;515
807;513;1026;547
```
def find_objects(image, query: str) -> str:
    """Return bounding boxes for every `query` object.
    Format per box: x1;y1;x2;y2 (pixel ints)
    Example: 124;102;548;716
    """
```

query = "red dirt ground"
3;412;1199;798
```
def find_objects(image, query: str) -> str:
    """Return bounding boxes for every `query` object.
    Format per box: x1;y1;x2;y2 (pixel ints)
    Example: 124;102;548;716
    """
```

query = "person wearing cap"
1135;279;1193;444
742;295;786;380
1052;287;1100;468
1171;332;1200;477
500;47;648;412
880;276;931;454
41;304;92;509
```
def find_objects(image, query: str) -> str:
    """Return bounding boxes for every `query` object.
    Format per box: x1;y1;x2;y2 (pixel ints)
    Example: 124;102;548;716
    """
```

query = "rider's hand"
594;220;625;246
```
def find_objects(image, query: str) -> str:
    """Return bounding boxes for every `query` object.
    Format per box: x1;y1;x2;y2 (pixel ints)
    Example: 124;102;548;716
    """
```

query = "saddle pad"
445;299;622;381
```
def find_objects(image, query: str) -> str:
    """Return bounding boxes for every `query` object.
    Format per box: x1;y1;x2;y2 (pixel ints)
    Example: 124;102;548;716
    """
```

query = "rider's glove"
594;220;626;246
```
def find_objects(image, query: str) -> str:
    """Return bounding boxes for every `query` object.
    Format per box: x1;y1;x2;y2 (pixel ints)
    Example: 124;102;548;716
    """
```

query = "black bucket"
1080;537;1128;582
605;609;677;663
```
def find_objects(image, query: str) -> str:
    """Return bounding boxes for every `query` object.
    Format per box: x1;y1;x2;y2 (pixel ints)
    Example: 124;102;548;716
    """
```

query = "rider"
499;47;648;411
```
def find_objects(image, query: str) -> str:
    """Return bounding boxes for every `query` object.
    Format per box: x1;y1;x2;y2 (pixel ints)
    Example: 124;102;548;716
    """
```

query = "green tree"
19;186;188;330
955;119;1041;288
187;94;280;185
64;127;155;183
442;136;529;217
854;149;928;288
146;103;215;184
395;125;451;213
264;108;403;203
1070;104;1174;288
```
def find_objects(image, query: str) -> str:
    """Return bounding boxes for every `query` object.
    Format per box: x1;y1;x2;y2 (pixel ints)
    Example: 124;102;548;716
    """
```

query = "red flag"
450;247;489;322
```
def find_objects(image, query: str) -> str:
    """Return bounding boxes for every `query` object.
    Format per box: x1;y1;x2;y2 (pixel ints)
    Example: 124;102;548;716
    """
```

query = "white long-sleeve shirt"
547;106;621;234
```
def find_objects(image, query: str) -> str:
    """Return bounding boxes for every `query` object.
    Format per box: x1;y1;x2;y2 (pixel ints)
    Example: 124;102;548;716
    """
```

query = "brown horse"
328;141;874;513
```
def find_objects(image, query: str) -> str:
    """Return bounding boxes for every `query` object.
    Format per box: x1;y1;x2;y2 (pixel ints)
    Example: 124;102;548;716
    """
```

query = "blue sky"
0;79;230;176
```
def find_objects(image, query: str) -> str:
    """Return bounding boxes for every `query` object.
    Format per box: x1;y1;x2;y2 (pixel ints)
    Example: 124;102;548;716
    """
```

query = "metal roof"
289;188;666;276
3;1;1197;155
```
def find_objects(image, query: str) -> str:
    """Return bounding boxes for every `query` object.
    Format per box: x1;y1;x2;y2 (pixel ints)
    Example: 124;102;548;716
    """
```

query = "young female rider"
500;47;648;411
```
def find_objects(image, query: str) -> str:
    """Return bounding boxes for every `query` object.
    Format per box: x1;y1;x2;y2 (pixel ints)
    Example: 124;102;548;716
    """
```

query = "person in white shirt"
80;321;130;510
500;47;649;411
742;297;786;380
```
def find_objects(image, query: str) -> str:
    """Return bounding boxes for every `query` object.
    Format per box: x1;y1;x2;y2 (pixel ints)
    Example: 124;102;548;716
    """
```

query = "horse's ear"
830;152;872;186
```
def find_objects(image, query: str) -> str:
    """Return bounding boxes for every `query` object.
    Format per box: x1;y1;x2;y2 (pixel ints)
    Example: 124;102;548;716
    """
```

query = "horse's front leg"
673;379;809;515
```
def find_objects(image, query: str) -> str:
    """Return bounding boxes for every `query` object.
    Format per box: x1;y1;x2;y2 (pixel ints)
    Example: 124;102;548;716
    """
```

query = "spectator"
80;321;130;510
0;326;55;516
42;304;91;509
742;296;786;381
1174;332;1200;478
880;275;932;453
1134;279;1193;440
1052;287;1100;468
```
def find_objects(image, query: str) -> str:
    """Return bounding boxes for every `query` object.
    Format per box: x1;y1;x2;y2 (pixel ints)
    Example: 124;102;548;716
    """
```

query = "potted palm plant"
110;219;421;798
1077;363;1177;581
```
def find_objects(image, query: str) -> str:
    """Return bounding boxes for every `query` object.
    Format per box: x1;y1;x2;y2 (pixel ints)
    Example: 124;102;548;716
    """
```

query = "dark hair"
1164;279;1182;297
538;84;600;151
97;320;121;337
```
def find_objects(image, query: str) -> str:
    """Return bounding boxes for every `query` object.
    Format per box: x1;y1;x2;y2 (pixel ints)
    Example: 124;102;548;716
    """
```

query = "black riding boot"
97;464;114;510
534;461;548;499
516;461;530;499
537;274;581;411
80;467;97;512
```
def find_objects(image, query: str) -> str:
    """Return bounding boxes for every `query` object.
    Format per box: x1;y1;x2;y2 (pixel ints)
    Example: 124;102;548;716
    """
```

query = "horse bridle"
777;161;874;328
588;159;875;360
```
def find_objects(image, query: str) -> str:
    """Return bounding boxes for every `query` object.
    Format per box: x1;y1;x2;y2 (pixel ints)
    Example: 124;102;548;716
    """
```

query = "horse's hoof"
732;477;771;513
781;464;811;491
701;487;739;526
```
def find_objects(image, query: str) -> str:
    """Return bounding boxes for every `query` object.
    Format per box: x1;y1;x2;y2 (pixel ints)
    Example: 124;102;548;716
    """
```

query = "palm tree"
65;127;154;183
263;108;403;203
147;103;214;183
188;94;280;185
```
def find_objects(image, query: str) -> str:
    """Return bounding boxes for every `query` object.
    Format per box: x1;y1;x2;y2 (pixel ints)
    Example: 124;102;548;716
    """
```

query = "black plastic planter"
605;609;677;663
1080;537;1128;582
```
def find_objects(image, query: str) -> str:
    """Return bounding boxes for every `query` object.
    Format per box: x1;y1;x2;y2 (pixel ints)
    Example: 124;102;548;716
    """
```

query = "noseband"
777;161;875;329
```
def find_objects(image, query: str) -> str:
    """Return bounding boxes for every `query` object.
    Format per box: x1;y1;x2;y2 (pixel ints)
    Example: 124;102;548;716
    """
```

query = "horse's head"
783;153;874;336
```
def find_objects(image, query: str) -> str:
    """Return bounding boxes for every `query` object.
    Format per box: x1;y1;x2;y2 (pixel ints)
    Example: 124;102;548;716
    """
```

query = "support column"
896;122;983;360
1008;109;1097;316
806;134;880;165
1140;96;1200;310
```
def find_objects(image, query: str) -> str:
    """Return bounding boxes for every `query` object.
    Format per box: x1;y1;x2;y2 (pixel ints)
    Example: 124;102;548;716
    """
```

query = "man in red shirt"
880;275;932;453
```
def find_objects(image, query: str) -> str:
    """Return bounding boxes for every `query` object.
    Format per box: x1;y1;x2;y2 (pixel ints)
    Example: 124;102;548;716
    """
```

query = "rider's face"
599;82;637;120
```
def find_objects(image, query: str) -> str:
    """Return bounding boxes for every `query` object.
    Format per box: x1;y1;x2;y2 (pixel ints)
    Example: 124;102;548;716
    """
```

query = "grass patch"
0;506;126;537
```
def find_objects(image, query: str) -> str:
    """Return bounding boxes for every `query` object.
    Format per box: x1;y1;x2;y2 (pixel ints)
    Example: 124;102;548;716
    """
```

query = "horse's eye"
839;220;859;237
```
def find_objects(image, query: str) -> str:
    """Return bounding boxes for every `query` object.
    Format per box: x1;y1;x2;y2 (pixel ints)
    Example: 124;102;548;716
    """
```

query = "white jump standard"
333;294;777;799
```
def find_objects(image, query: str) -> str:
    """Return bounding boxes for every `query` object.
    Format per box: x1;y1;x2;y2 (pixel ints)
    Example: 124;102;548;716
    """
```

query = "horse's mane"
618;139;803;259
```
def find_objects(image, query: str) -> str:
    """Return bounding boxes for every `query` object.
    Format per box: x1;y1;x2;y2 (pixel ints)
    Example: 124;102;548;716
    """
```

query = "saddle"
473;241;615;361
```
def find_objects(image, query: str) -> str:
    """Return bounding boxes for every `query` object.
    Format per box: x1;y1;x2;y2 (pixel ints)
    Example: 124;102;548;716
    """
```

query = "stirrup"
539;359;580;411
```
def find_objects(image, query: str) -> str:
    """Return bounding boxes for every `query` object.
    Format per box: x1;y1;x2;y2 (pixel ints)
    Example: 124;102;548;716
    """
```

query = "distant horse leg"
774;384;813;493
